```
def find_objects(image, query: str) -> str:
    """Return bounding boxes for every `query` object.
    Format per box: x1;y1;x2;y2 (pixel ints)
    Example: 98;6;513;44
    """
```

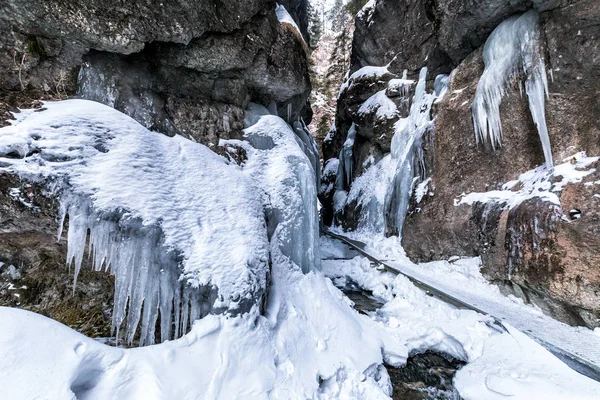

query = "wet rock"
387;351;465;400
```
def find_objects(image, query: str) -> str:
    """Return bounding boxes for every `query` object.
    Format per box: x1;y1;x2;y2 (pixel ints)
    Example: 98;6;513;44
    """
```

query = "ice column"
472;10;553;169
384;68;442;238
335;123;357;191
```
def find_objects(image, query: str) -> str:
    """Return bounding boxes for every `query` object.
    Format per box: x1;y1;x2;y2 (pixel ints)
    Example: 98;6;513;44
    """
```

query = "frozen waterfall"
336;123;357;191
472;10;553;169
336;68;446;238
384;67;439;238
241;115;321;274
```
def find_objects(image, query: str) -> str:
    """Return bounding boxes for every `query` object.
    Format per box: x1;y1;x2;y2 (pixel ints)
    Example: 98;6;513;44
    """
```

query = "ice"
244;102;273;128
77;61;119;109
0;100;270;345
334;69;445;237
292;119;321;189
335;123;357;191
240;115;321;273
472;11;553;169
384;68;439;237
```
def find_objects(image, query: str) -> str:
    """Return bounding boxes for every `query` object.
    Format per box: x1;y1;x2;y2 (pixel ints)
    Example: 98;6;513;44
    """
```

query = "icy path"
321;236;600;398
324;230;600;382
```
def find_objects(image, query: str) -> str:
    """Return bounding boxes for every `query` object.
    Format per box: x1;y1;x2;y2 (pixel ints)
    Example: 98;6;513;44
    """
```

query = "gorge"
0;0;599;399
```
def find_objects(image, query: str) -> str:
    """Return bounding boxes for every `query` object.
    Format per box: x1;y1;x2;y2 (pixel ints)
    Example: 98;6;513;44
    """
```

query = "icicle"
61;195;207;346
77;61;119;108
292;120;321;190
471;10;553;169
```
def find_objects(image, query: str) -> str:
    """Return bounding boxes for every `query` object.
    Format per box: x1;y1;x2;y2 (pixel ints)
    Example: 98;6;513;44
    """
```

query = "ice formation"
383;67;437;237
0;100;271;345
335;123;357;191
472;11;553;169
236;115;321;273
333;68;446;237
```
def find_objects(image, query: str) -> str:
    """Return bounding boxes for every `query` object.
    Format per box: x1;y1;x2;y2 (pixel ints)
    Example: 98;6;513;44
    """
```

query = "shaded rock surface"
0;0;311;146
0;174;114;337
326;0;600;328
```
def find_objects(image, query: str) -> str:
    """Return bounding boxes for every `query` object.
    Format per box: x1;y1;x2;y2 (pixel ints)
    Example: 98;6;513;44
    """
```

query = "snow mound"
339;65;391;97
358;90;398;120
0;100;270;344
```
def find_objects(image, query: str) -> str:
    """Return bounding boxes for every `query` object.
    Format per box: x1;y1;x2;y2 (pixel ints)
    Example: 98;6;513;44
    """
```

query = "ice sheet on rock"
346;154;395;234
292;120;321;189
335;123;357;191
384;67;436;237
244;102;273;128
242;115;321;273
358;90;398;120
333;69;446;237
472;10;553;169
0;100;269;344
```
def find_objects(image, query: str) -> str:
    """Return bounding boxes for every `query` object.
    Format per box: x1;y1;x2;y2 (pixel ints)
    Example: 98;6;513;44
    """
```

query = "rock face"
0;174;114;337
0;0;312;338
0;0;311;145
326;0;600;328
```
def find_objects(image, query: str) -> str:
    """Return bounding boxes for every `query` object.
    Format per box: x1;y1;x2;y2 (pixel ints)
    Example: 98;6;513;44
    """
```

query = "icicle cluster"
472;10;553;169
292;119;322;190
60;197;214;346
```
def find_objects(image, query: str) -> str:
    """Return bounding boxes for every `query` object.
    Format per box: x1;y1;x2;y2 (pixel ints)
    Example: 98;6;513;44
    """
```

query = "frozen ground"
324;232;600;394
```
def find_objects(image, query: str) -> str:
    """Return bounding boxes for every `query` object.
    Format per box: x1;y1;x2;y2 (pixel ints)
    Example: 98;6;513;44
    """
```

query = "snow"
472;11;553;169
0;100;418;399
457;151;599;209
0;100;271;344
238;115;321;274
414;177;431;203
358;90;398;120
339;65;390;97
275;3;305;43
321;237;600;399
